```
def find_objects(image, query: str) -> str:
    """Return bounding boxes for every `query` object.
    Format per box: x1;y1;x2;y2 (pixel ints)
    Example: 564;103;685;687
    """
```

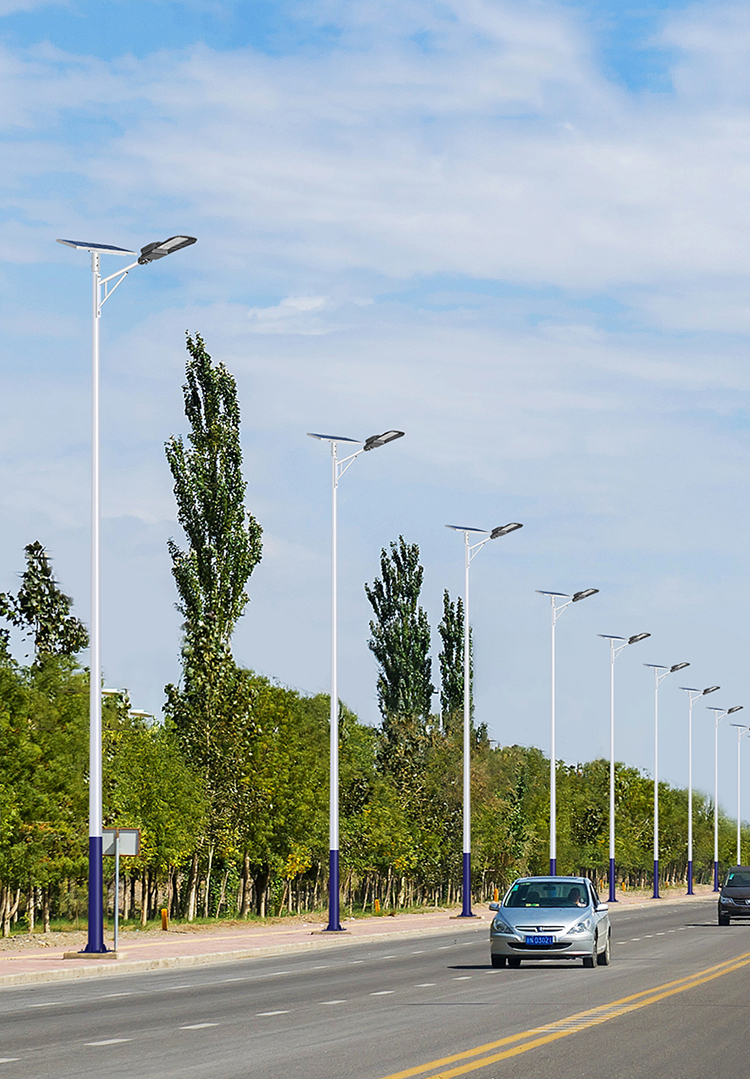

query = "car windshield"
726;873;750;888
504;882;590;908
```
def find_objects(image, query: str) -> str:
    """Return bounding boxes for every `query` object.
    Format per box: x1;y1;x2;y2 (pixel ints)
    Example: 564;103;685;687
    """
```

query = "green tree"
0;542;88;659
437;589;471;729
365;536;434;723
165;332;262;657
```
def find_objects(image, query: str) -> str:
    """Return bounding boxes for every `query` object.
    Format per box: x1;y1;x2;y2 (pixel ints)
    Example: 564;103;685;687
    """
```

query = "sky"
2;0;750;818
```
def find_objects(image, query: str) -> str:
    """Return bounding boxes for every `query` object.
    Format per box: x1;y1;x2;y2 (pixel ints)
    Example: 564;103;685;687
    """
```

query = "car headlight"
570;917;592;934
492;917;515;935
720;896;732;904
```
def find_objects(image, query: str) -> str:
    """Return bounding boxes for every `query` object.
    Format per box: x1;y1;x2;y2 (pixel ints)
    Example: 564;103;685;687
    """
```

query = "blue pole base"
687;860;694;895
652;858;660;899
323;849;345;932
82;836;108;953
608;858;617;903
549;857;557;876
713;860;719;892
456;852;476;917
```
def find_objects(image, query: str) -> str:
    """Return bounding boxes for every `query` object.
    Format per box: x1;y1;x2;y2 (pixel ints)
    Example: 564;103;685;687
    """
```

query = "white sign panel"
102;828;140;857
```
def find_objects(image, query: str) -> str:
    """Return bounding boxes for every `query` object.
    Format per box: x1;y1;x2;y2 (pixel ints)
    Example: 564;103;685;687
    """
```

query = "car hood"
496;906;594;931
722;887;750;899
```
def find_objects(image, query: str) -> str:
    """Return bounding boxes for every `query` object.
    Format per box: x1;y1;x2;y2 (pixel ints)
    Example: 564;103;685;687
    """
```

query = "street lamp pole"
680;685;720;894
58;234;196;954
730;723;750;865
644;663;689;899
599;632;650;903
447;522;522;916
537;588;598;875
308;430;404;932
708;706;742;889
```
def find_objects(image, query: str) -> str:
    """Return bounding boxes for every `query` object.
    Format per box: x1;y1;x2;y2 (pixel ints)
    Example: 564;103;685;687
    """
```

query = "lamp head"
490;522;523;539
728;706;744;714
363;430;404;451
138;235;197;265
628;632;650;645
670;662;690;673
572;588;598;602
703;685;720;696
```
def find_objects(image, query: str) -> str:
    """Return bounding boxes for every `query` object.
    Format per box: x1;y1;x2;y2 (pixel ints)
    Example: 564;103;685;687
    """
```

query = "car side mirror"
596;903;609;913
489;902;500;911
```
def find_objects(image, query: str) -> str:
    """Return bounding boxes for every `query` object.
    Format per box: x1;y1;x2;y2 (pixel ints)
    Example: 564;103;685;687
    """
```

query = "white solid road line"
181;1023;219;1029
85;1039;132;1046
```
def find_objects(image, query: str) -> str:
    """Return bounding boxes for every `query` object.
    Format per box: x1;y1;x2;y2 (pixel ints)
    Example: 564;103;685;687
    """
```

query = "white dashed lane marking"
321;1000;347;1005
28;1002;63;1008
370;991;394;996
452;977;472;981
256;1010;289;1016
415;983;436;987
85;1039;131;1046
181;1023;219;1029
0;1060;20;1065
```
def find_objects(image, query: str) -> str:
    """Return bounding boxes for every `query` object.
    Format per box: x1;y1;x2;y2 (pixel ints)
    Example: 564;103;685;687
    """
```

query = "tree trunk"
240;851;251;918
43;888;51;933
203;844;215;919
140;869;148;927
186;851;199;922
27;884;35;932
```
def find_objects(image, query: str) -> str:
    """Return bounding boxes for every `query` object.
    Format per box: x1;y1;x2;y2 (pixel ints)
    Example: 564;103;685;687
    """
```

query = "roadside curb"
0;919;486;988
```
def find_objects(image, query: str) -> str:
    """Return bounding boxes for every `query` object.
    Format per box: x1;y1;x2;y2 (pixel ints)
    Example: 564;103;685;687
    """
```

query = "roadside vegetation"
1;334;746;937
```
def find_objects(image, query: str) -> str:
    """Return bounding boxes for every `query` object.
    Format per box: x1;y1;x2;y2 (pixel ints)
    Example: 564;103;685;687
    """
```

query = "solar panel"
56;239;136;254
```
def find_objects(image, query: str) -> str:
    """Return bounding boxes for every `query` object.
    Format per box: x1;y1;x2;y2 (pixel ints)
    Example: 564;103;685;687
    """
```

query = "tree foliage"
365;536;434;723
0;542;88;659
438;589;471;728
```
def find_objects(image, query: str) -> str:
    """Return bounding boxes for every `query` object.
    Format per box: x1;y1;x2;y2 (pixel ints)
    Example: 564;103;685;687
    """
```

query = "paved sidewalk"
0;885;717;988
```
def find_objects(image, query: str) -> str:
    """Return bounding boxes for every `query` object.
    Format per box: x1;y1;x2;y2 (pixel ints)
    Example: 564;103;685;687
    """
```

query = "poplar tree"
438;589;472;730
0;541;88;660
163;333;263;913
365;536;434;724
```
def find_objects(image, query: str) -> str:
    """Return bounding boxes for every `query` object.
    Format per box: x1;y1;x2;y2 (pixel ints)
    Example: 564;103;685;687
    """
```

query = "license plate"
525;935;554;945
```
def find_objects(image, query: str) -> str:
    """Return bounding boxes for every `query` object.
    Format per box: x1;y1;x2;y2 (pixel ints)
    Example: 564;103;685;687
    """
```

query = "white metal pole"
714;715;720;889
653;670;659;898
608;639;616;902
550;601;557;876
327;440;341;931
461;531;472;916
737;729;742;865
688;695;694;893
86;250;105;953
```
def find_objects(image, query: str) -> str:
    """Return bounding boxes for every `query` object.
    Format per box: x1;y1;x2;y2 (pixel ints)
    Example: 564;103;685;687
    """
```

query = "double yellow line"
377;949;750;1079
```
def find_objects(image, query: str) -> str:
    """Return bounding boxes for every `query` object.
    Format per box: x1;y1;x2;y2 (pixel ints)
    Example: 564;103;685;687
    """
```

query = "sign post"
102;828;140;952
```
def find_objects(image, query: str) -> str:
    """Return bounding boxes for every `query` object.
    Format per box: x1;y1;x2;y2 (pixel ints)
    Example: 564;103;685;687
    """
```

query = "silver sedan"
489;876;611;969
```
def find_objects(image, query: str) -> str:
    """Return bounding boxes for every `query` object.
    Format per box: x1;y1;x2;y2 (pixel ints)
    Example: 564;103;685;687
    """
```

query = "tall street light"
599;632;650;903
644;662;689;899
58;234;197;954
708;705;743;889
680;684;720;894
537;588;598;875
308;430;404;932
446;521;522;917
730;723;750;865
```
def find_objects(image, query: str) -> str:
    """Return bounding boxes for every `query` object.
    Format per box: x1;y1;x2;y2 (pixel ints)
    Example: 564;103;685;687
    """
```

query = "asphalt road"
1;898;748;1079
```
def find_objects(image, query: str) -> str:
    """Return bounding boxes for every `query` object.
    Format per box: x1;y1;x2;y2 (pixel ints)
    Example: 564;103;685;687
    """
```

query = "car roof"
511;876;589;885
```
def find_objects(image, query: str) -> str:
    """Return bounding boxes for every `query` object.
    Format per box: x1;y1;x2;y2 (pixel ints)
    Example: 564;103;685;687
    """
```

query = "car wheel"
507;957;522;968
719;913;730;926
597;930;611;966
582;935;597;968
491;954;506;968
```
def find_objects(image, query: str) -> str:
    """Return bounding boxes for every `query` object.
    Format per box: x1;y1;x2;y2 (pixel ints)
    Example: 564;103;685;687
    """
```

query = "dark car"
718;866;750;925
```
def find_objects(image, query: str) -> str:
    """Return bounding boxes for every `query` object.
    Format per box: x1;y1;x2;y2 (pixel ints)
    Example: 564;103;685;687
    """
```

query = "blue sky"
3;0;750;818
